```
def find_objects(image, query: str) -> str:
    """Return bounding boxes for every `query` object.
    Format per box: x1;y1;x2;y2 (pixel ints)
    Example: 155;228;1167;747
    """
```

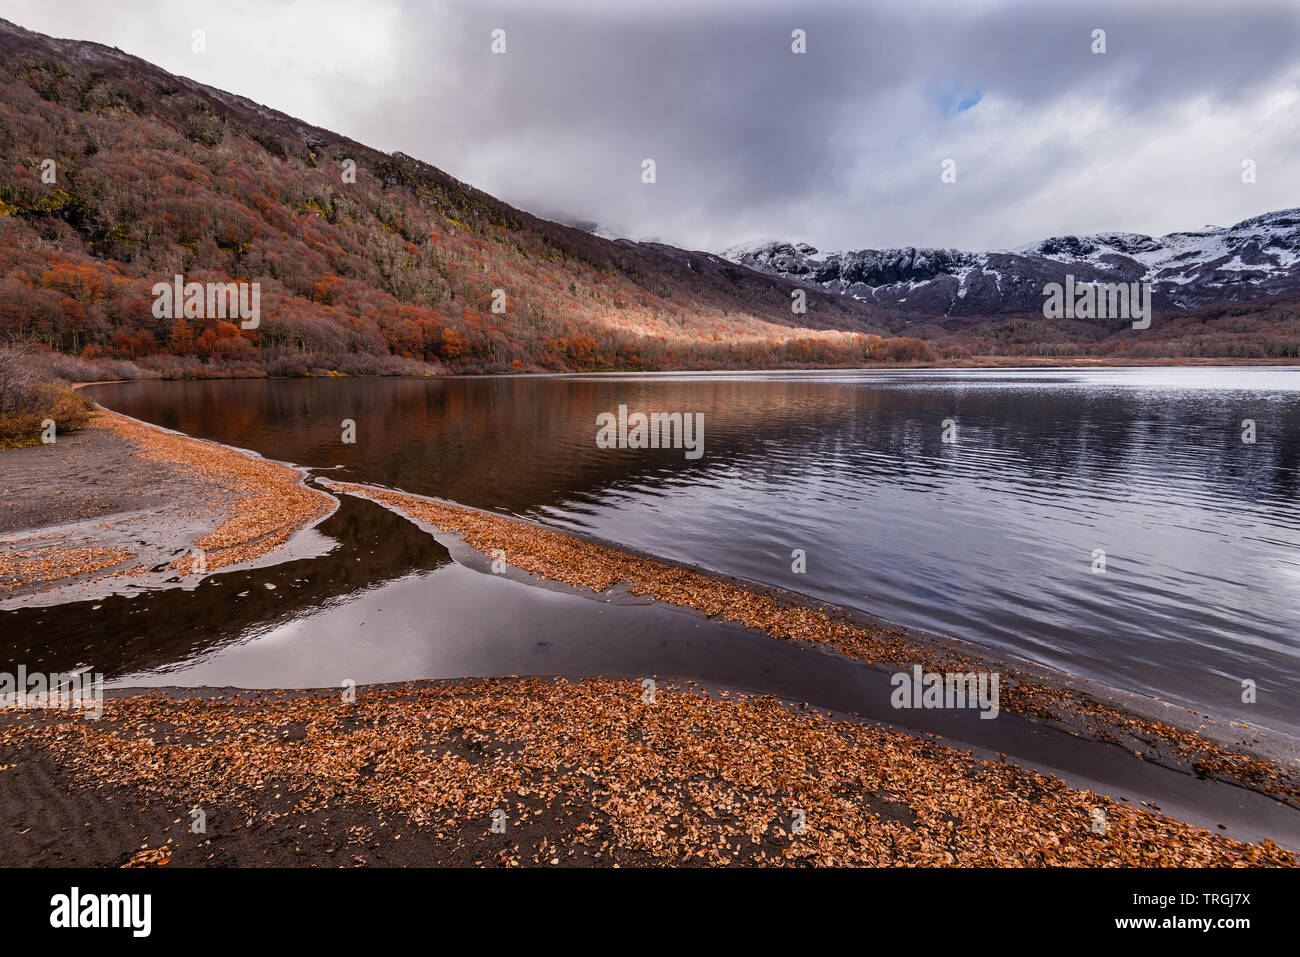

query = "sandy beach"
0;408;335;606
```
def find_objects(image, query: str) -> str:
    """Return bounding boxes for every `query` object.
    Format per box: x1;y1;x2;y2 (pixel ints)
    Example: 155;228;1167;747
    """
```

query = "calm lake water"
51;367;1300;736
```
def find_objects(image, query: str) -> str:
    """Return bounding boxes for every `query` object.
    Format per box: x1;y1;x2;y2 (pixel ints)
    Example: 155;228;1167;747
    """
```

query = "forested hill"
0;18;908;377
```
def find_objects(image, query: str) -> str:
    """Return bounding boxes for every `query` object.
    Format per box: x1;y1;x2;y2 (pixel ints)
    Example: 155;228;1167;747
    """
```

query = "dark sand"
0;426;208;535
0;411;334;606
1;680;1294;868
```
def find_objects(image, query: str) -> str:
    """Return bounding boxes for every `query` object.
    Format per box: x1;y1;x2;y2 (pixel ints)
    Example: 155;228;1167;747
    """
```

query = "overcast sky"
2;0;1298;253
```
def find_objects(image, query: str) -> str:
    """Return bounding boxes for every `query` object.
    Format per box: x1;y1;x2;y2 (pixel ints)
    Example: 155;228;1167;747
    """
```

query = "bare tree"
0;341;42;414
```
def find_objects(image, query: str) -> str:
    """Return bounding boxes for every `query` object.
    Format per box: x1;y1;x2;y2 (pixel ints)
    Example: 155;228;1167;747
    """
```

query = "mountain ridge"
724;208;1300;317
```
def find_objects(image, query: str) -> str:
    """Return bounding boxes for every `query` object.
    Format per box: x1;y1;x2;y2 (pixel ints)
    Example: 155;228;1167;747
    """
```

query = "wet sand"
0;410;335;606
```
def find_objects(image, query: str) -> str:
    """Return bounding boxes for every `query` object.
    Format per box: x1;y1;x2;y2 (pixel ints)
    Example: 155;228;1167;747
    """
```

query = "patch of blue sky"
938;85;983;116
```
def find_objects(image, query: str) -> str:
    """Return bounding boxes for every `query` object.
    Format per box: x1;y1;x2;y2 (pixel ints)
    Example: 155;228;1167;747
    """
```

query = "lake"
38;367;1300;737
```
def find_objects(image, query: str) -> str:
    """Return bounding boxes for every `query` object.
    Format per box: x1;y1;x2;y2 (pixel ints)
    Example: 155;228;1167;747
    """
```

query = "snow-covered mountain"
723;209;1300;316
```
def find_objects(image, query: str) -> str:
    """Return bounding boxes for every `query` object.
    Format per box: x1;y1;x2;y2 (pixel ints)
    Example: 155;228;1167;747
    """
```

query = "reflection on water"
1;493;451;678
43;367;1300;736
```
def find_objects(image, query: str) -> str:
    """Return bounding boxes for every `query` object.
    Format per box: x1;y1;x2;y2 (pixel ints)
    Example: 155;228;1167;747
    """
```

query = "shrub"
876;337;938;363
45;352;150;382
0;344;93;447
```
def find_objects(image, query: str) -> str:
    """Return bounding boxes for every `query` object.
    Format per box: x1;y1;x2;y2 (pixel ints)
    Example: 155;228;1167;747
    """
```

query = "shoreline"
65;358;1300;390
326;480;1300;804
0;408;336;606
0;402;1297;865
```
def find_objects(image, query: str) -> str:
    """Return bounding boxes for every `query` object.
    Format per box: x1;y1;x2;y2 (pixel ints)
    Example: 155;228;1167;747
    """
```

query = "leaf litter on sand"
0;679;1292;867
0;409;334;594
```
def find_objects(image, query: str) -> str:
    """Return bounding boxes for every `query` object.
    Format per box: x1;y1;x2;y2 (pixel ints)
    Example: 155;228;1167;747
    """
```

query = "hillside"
0;18;898;377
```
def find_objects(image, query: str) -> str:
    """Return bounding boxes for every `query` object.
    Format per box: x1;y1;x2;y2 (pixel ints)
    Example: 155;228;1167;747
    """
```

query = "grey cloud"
4;0;1299;252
